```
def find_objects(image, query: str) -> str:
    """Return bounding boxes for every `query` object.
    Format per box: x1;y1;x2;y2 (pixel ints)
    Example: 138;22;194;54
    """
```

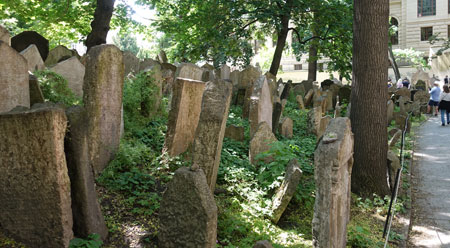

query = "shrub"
34;70;81;107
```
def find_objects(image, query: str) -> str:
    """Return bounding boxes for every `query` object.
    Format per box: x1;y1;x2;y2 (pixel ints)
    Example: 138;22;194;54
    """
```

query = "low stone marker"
123;51;140;76
192;79;233;191
249;122;277;165
50;56;85;98
83;44;124;176
29;73;45;105
0;25;10;45
313;117;354;248
296;95;305;109
11;31;49;61
159;167;218;248
65;106;108;240
0;105;73;248
225;125;245;141
19;44;45;72
164;78;206;156
45;45;74;67
253;240;274;248
279;117;293;138
271;159;302;223
0;41;30;113
249;76;273;137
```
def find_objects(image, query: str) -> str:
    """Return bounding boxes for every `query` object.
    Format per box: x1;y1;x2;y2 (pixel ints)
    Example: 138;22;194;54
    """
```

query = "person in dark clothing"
438;85;450;126
402;77;410;89
444;75;448;85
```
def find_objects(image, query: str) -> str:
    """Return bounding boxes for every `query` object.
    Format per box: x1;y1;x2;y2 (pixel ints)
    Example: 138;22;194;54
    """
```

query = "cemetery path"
408;116;450;248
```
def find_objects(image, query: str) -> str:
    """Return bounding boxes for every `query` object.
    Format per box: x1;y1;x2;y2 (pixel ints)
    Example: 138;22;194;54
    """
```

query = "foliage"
69;234;103;248
393;48;430;69
34;70;82;107
112;32;141;56
429;33;450;56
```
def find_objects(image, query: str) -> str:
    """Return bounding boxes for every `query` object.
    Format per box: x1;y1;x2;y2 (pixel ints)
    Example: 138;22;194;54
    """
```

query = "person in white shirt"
438;85;450;126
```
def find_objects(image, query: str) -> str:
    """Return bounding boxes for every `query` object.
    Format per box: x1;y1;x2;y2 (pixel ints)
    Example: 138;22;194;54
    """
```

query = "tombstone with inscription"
249;76;273;137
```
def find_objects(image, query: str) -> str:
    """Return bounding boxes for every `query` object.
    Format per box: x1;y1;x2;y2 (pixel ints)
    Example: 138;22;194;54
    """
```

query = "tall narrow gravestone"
0;41;29;113
312;117;354;248
83;44;124;176
0;105;73;248
192;79;233;191
164;78;206;156
249;76;273;137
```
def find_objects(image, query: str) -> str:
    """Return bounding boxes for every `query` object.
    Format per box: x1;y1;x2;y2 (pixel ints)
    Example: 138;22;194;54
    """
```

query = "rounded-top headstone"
11;31;49;61
45;45;74;67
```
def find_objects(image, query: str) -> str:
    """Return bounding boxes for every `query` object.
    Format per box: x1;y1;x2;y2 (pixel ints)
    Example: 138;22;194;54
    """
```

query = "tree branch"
289;27;335;44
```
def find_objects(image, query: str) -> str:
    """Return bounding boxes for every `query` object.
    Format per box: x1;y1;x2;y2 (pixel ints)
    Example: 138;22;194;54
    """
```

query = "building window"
294;64;302;70
390;17;399;45
418;0;436;16
421;27;433;41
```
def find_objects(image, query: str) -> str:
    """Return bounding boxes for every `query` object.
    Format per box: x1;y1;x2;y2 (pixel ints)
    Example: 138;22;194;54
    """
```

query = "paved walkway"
409;116;450;247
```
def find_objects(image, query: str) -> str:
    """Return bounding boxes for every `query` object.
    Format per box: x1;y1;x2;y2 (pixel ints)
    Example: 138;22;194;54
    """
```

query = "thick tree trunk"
85;0;115;51
350;0;390;197
388;45;401;81
269;0;293;76
308;44;318;81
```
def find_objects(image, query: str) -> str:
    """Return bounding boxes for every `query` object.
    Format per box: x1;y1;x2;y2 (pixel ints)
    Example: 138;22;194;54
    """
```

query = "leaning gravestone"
0;41;30;113
279;117;293;139
271;159;302;223
20;44;45;72
313;117;354;248
0;105;73;248
45;45;74;67
0;25;10;45
240;66;261;117
297;95;305;110
249;76;273;137
83;44;124;176
139;58;160;72
224;125;245;141
304;89;314;107
158;50;168;64
65;106;108;240
192;79;233;191
159;167;217;248
11;31;49;61
164;78;206;156
50;56;86;98
29;72;45;105
249;122;277;165
122;51;140;76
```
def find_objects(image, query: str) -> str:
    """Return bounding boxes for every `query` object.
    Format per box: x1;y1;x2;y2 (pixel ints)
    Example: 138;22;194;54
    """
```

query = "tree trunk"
85;0;115;51
269;0;293;76
350;0;390;197
308;43;318;81
388;45;401;81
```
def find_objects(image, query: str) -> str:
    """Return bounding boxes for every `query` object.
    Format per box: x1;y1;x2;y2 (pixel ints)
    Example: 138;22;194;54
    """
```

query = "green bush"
34;70;81;107
69;233;102;248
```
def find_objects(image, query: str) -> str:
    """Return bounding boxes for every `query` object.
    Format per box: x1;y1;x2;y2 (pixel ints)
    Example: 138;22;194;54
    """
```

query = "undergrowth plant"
34;69;82;106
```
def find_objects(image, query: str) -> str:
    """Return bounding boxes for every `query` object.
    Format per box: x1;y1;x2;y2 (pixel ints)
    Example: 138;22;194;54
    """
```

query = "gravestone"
395;87;411;101
50;56;85;98
11;31;49;60
159;167;217;248
140;64;163;118
318;116;332;139
272;101;282;134
192;79;233;191
220;64;230;80
265;72;278;98
387;100;394;125
415;80;426;91
389;129;402;148
308;106;322;136
0;41;29;113
65;106;108;240
239;66;261;117
249;122;277;165
0;105;73;248
158;50;168;63
398;96;407;114
29;73;45;105
20;44;45;72
413;90;430;104
225;125;245;141
304;89;314;107
201;63;215;71
0;25;10;45
249;76;273;137
293;84;306;98
161;63;177;96
313;117;354;248
411;69;431;89
164;78;206;156
279;117;293;139
325;91;334;111
271;159;302;223
321;79;334;91
296;95;305;110
83;44;124;176
45;45;74;67
175;63;204;81
139;58;159;72
338;86;351;104
299;80;313;94
253;240;274;248
394;112;411;132
387;150;401;191
202;68;215;82
123;51;140;76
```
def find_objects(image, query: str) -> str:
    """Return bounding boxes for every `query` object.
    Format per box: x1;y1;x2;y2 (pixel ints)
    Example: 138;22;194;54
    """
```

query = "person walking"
428;82;441;116
439;85;450;126
444;75;448;85
396;78;403;89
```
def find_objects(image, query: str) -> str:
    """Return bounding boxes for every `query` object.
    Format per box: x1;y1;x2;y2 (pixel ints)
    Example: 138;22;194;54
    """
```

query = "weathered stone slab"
230;70;240;88
50;56;85;98
83;44;124;176
192;79;232;191
296;95;305;110
202;68;215;82
0;25;10;45
253;240;274;248
395;87;411;101
272;101;282;134
313;117;354;248
387;150;401;191
141;64;163;118
225;125;245;141
249;76;273;137
0;41;30;113
0;105;73;248
45;45;74;67
413;90;430;104
394;112;411;132
139;58;159;72
240;66;261;117
389;129;402;148
158;50;168;63
29;72;44;106
279;117;293;139
249;122;277;165
308;106;322;136
411;69;431;89
271;159;302;223
219;64;230;80
201;63;215;71
65;106;108;240
159;167;217;248
164;78;206;156
123;51;140;76
175;63;203;81
19;44;45;72
299;80;313;94
161;63;177;96
11;31;49;61
304;89;314;107
318;116;332;139
338;85;351;104
387;100;394;125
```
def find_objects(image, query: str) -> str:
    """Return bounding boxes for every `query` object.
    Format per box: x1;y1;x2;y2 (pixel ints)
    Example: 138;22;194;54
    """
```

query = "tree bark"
308;43;318;81
85;0;115;51
269;0;293;76
350;0;390;197
388;45;401;81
